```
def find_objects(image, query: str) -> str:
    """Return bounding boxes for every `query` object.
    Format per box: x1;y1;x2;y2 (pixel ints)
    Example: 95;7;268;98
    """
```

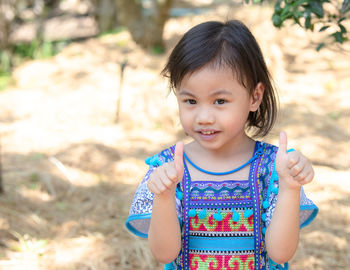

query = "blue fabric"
125;142;318;270
183;141;263;175
125;213;151;238
164;262;176;269
125;214;183;239
300;204;319;228
189;236;255;251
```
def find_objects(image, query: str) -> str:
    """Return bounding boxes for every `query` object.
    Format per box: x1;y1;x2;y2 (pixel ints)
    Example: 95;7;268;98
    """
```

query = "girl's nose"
195;107;215;125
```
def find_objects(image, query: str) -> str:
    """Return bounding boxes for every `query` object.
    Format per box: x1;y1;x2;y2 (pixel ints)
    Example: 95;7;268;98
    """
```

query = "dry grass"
0;2;349;269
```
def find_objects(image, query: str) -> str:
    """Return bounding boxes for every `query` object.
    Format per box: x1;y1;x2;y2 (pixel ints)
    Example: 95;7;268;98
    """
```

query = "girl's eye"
185;99;196;105
215;99;226;105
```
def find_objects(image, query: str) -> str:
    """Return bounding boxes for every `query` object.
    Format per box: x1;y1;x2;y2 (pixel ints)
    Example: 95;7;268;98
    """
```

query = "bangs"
207;41;252;91
162;21;257;93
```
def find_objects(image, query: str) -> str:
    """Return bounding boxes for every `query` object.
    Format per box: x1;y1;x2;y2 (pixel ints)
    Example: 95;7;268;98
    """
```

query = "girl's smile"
196;129;220;141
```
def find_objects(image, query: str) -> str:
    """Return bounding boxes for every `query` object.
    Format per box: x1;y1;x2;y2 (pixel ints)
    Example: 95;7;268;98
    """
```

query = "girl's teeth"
202;131;214;135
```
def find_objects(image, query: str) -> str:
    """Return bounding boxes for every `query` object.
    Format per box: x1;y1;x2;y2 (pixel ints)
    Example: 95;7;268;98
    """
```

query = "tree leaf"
338;17;346;23
272;14;283;27
305;15;311;29
341;0;350;13
319;25;330;32
310;1;324;17
339;24;347;34
274;0;283;13
316;43;325;51
294;0;309;6
333;31;344;43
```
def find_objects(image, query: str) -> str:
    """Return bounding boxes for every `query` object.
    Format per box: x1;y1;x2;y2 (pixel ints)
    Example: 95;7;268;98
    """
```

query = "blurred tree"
94;0;174;50
2;0;348;56
117;0;174;50
0;0;61;73
92;0;119;33
0;133;3;194
247;0;349;50
0;0;16;51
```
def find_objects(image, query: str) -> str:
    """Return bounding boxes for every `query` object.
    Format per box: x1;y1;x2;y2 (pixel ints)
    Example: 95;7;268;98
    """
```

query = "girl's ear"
250;82;264;112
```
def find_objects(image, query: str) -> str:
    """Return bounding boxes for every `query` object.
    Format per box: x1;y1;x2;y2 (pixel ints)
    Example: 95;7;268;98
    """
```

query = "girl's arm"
265;132;314;264
265;187;300;263
147;142;184;263
148;191;182;263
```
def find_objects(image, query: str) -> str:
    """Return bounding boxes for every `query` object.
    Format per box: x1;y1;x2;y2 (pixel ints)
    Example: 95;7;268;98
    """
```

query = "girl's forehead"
184;64;236;80
177;66;248;95
179;65;238;86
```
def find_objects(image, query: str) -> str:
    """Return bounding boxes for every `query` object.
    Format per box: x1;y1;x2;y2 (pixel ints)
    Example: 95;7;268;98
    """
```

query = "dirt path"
0;3;349;270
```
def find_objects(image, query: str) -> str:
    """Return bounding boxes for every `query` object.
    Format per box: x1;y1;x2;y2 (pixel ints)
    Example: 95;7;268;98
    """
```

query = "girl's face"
176;65;263;153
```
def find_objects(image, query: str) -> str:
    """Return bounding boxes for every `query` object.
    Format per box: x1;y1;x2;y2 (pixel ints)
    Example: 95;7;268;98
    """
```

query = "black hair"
161;20;278;138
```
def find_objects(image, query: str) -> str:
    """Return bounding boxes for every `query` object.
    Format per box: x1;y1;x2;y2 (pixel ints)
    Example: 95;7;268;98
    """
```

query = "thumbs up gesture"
275;132;314;190
147;142;184;197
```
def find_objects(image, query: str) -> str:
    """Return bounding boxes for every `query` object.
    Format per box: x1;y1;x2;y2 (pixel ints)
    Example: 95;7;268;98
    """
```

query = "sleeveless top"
125;141;318;270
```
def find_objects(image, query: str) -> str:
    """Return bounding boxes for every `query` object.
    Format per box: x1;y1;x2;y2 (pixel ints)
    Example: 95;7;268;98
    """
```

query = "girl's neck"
184;134;257;180
186;133;255;160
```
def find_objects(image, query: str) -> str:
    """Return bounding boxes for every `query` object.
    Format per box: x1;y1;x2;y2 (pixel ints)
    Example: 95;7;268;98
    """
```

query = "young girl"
125;20;318;270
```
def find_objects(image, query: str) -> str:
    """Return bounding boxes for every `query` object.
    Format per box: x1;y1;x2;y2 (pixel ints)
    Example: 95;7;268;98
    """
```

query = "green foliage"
98;26;127;37
247;0;349;50
272;0;327;29
273;0;349;49
13;39;69;60
0;39;69;90
152;45;165;55
0;72;12;91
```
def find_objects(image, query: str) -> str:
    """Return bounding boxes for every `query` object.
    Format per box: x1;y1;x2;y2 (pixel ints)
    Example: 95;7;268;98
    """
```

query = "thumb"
276;131;289;174
174;142;184;182
277;131;288;156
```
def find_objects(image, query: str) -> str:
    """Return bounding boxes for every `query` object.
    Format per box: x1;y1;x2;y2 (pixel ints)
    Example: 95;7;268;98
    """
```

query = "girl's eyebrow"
178;90;195;97
178;89;233;96
210;89;233;96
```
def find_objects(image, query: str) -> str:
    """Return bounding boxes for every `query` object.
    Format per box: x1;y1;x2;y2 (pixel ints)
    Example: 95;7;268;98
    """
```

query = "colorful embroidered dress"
125;142;318;270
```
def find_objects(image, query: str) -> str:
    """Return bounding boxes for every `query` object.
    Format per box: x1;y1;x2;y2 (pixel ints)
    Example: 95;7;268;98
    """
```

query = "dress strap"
183;141;264;175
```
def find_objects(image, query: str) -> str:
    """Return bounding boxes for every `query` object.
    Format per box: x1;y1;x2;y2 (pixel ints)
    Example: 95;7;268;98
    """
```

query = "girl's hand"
147;142;184;197
275;132;314;190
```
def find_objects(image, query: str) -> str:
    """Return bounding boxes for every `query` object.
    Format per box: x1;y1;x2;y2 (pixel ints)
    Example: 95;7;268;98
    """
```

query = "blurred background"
0;0;349;269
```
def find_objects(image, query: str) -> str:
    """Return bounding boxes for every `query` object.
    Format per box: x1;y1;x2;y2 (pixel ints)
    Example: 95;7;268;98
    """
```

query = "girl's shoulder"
146;141;279;168
159;145;177;162
260;141;278;157
145;145;176;167
258;141;278;180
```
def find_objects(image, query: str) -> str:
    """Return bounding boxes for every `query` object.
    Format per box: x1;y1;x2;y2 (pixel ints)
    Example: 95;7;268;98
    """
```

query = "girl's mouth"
197;130;219;140
201;130;216;135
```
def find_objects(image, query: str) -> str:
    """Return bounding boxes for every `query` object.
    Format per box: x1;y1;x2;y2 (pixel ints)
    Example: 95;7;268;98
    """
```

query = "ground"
0;2;349;270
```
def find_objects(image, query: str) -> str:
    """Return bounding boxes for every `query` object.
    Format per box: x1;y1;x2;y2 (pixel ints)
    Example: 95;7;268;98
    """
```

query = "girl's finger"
155;166;173;191
147;180;160;194
289;163;304;177
287;151;301;169
278;131;288;154
298;171;314;185
164;162;178;183
290;155;307;177
174;142;184;182
294;171;306;182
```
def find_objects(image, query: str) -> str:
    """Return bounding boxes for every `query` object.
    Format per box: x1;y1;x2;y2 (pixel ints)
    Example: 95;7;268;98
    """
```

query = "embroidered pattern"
190;181;251;202
189;209;254;233
189;254;255;270
125;141;318;270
